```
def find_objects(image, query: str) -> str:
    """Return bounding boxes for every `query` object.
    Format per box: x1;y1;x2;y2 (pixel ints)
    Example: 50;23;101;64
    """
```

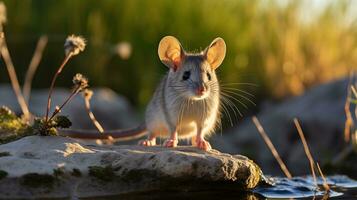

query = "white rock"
0;136;262;198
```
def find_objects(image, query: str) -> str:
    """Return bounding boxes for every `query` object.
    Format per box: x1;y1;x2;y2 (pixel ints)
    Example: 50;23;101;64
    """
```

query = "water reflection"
84;175;357;200
255;175;357;199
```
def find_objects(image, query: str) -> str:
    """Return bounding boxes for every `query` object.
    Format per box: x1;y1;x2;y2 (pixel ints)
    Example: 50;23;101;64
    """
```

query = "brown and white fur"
60;36;226;151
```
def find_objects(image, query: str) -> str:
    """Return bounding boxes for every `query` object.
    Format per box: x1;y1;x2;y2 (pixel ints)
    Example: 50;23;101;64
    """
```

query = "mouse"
60;36;226;151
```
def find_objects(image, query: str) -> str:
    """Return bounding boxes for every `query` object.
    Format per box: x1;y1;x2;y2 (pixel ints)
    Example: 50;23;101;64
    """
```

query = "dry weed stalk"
82;89;104;133
45;52;73;121
0;41;31;120
293;118;318;188
351;85;357;148
48;73;88;121
252;116;293;179
23;35;48;103
0;2;30;120
316;162;330;192
344;73;354;142
352;85;357;98
45;35;86;121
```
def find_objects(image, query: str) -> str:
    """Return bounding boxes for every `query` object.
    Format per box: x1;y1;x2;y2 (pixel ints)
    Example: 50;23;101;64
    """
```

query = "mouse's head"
158;36;226;100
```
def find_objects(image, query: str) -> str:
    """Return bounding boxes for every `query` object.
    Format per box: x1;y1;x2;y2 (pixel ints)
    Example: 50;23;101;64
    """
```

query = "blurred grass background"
0;0;356;114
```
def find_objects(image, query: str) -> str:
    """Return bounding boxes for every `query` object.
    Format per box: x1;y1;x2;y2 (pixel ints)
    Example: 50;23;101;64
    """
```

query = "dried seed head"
64;34;86;56
72;73;88;91
0;2;7;25
82;88;93;100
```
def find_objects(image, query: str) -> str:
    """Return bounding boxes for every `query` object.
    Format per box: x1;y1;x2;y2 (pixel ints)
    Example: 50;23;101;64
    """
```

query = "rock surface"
211;78;354;176
0;136;262;198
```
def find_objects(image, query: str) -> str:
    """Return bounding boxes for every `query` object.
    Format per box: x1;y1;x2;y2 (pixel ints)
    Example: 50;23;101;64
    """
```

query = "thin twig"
0;42;31;120
48;85;80;121
252;116;292;178
353;85;357;124
316;162;330;192
293;118;318;188
344;73;354;142
23;35;48;104
84;98;104;133
45;52;73;121
352;85;357;98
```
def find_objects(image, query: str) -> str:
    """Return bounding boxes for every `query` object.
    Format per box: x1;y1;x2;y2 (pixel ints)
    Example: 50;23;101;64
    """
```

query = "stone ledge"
0;136;262;198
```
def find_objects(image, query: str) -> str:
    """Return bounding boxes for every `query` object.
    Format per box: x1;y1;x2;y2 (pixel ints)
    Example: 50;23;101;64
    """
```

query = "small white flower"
64;34;86;56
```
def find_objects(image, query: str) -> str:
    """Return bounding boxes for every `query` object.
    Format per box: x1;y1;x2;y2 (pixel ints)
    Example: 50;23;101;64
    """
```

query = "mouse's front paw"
195;138;212;151
139;139;156;146
163;139;178;148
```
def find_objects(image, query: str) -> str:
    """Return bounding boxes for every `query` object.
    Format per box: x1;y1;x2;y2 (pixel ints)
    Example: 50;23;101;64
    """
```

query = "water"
254;175;357;199
87;175;357;200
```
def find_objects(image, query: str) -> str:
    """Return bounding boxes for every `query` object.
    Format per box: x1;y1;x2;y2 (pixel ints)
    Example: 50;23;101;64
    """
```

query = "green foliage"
32;115;72;136
0;0;355;113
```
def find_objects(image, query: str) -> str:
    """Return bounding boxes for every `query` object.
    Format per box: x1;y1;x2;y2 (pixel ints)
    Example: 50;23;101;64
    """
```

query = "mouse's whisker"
224;97;243;118
220;95;242;121
220;87;255;97
221;92;249;109
220;82;258;87
222;90;256;106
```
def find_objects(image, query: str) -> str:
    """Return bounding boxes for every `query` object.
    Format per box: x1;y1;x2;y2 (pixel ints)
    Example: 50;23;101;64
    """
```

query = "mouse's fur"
60;36;226;151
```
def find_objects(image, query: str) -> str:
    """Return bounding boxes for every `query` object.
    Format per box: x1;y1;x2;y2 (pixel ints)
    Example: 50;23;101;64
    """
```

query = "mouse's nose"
196;85;206;96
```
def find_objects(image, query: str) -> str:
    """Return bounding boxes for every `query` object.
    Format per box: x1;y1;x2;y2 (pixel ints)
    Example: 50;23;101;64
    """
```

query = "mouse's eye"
207;72;211;81
182;71;191;81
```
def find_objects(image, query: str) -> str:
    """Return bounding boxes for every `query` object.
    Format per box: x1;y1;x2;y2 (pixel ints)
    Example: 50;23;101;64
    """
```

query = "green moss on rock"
0;106;33;144
0;170;8;180
0;152;10;157
53;168;64;177
21;173;55;188
71;168;82;177
89;166;115;181
0;106;73;143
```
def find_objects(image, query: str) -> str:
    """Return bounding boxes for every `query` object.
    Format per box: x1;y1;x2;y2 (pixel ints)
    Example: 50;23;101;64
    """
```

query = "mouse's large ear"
204;37;226;70
158;36;185;71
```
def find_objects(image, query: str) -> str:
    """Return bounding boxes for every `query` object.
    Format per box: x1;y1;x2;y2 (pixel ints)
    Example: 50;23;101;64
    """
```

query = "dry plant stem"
23;35;48;103
48;85;80;121
316;162;330;192
293;118;318;188
252;116;293;179
0;43;31;120
45;52;73;121
344;73;354;142
84;98;104;133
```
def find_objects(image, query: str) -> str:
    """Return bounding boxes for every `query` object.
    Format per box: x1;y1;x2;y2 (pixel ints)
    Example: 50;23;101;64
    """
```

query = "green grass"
0;0;355;112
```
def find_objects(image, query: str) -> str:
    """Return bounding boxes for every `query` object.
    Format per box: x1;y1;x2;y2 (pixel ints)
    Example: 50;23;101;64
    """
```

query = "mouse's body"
60;36;226;151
